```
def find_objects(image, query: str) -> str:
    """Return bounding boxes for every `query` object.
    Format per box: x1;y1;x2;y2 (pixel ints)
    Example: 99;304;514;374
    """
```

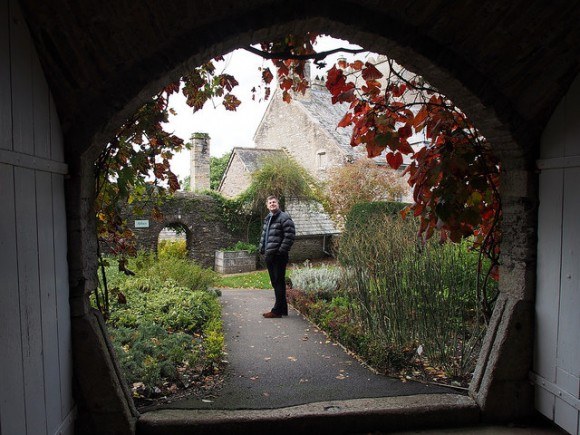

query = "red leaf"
398;124;413;139
366;142;384;158
262;68;274;84
219;74;239;92
223;94;241;111
280;78;293;91
386;152;404;170
338;112;353;128
331;86;355;104
413;106;428;129
362;62;383;81
398;138;414;154
392;83;407;98
350;60;364;70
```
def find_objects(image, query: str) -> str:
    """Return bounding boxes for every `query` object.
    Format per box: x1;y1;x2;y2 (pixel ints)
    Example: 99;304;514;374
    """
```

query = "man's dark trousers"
265;253;289;315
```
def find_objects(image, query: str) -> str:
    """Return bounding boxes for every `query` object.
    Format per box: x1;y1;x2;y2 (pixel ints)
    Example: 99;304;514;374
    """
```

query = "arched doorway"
16;2;579;433
157;223;190;258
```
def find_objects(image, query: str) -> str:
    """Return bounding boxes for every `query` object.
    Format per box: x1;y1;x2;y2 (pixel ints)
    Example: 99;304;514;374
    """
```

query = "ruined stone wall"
124;193;239;268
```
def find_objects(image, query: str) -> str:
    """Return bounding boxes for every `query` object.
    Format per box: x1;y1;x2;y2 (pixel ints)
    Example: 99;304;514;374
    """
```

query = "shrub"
344;201;407;231
203;318;225;363
133;252;217;292
325;159;407;223
338;201;494;377
108;323;199;386
222;241;258;254
290;262;341;297
109;283;220;333
158;239;187;259
99;252;225;394
286;289;408;372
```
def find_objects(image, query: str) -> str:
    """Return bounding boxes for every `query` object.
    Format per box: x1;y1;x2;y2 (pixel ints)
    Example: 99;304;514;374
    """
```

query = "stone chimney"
189;132;210;192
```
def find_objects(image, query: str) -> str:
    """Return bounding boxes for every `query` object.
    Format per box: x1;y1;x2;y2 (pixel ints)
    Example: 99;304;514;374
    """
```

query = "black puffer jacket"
259;211;295;255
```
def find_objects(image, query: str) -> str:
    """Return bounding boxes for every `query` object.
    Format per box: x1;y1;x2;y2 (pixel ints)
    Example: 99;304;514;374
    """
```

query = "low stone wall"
215;250;257;274
290;236;334;263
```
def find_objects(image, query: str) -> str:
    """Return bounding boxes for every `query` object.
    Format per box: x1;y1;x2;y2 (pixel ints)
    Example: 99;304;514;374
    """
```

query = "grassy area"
214;269;271;289
213;260;335;289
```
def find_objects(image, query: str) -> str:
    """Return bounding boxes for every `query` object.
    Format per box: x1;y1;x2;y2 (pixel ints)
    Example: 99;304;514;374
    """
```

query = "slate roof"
286;200;340;237
295;83;424;166
295;84;357;157
234;147;285;172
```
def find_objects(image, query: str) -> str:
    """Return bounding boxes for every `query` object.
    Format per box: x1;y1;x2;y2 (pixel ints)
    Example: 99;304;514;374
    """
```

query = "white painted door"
534;74;580;435
0;1;74;434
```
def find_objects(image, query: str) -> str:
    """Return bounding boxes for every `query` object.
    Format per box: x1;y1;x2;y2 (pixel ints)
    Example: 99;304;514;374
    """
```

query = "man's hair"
266;195;279;202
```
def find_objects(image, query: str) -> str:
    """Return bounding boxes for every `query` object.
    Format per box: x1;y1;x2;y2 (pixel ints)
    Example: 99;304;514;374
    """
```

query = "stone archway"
19;2;578;432
125;193;239;268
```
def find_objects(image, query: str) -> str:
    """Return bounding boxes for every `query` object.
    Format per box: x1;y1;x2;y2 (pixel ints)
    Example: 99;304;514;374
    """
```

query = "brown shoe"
262;311;282;318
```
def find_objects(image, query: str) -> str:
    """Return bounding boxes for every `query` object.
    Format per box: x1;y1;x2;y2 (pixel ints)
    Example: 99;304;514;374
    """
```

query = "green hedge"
345;201;407;231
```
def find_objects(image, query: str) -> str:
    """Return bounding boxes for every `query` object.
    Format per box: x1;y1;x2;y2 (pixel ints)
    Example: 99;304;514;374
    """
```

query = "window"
317;150;327;170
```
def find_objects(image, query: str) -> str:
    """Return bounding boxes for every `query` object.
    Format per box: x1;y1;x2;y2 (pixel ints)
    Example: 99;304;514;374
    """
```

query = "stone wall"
215;250;257;274
123;193;239;268
290;236;334;263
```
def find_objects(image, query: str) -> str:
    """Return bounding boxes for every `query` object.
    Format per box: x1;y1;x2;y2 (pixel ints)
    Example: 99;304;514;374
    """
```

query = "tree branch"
243;45;366;64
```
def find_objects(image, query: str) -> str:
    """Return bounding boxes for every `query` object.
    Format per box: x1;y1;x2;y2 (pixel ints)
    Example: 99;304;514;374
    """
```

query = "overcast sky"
165;36;365;180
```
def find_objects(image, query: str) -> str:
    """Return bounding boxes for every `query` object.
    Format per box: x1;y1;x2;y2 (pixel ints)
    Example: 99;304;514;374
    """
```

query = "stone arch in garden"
126;192;239;268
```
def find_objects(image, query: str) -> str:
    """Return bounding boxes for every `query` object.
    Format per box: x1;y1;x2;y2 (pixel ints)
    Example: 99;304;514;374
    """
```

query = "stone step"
137;394;480;434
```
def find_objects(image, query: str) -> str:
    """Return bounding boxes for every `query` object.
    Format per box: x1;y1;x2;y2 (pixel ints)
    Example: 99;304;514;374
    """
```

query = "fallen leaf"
287;356;297;362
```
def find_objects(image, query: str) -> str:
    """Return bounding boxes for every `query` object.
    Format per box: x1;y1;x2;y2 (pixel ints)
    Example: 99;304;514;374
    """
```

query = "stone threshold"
137;393;480;434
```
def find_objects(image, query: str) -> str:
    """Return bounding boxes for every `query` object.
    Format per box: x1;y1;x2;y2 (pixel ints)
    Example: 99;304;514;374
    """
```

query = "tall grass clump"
339;202;495;377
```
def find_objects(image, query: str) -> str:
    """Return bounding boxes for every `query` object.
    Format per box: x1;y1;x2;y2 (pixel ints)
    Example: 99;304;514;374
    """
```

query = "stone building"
253;74;422;202
253;78;357;181
219;147;340;262
219;147;283;197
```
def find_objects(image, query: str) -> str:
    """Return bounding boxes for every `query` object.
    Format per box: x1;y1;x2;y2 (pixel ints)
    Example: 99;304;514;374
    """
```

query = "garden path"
164;288;455;410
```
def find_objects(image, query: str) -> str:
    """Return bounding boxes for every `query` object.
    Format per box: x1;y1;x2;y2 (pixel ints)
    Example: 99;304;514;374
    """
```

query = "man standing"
259;195;295;318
